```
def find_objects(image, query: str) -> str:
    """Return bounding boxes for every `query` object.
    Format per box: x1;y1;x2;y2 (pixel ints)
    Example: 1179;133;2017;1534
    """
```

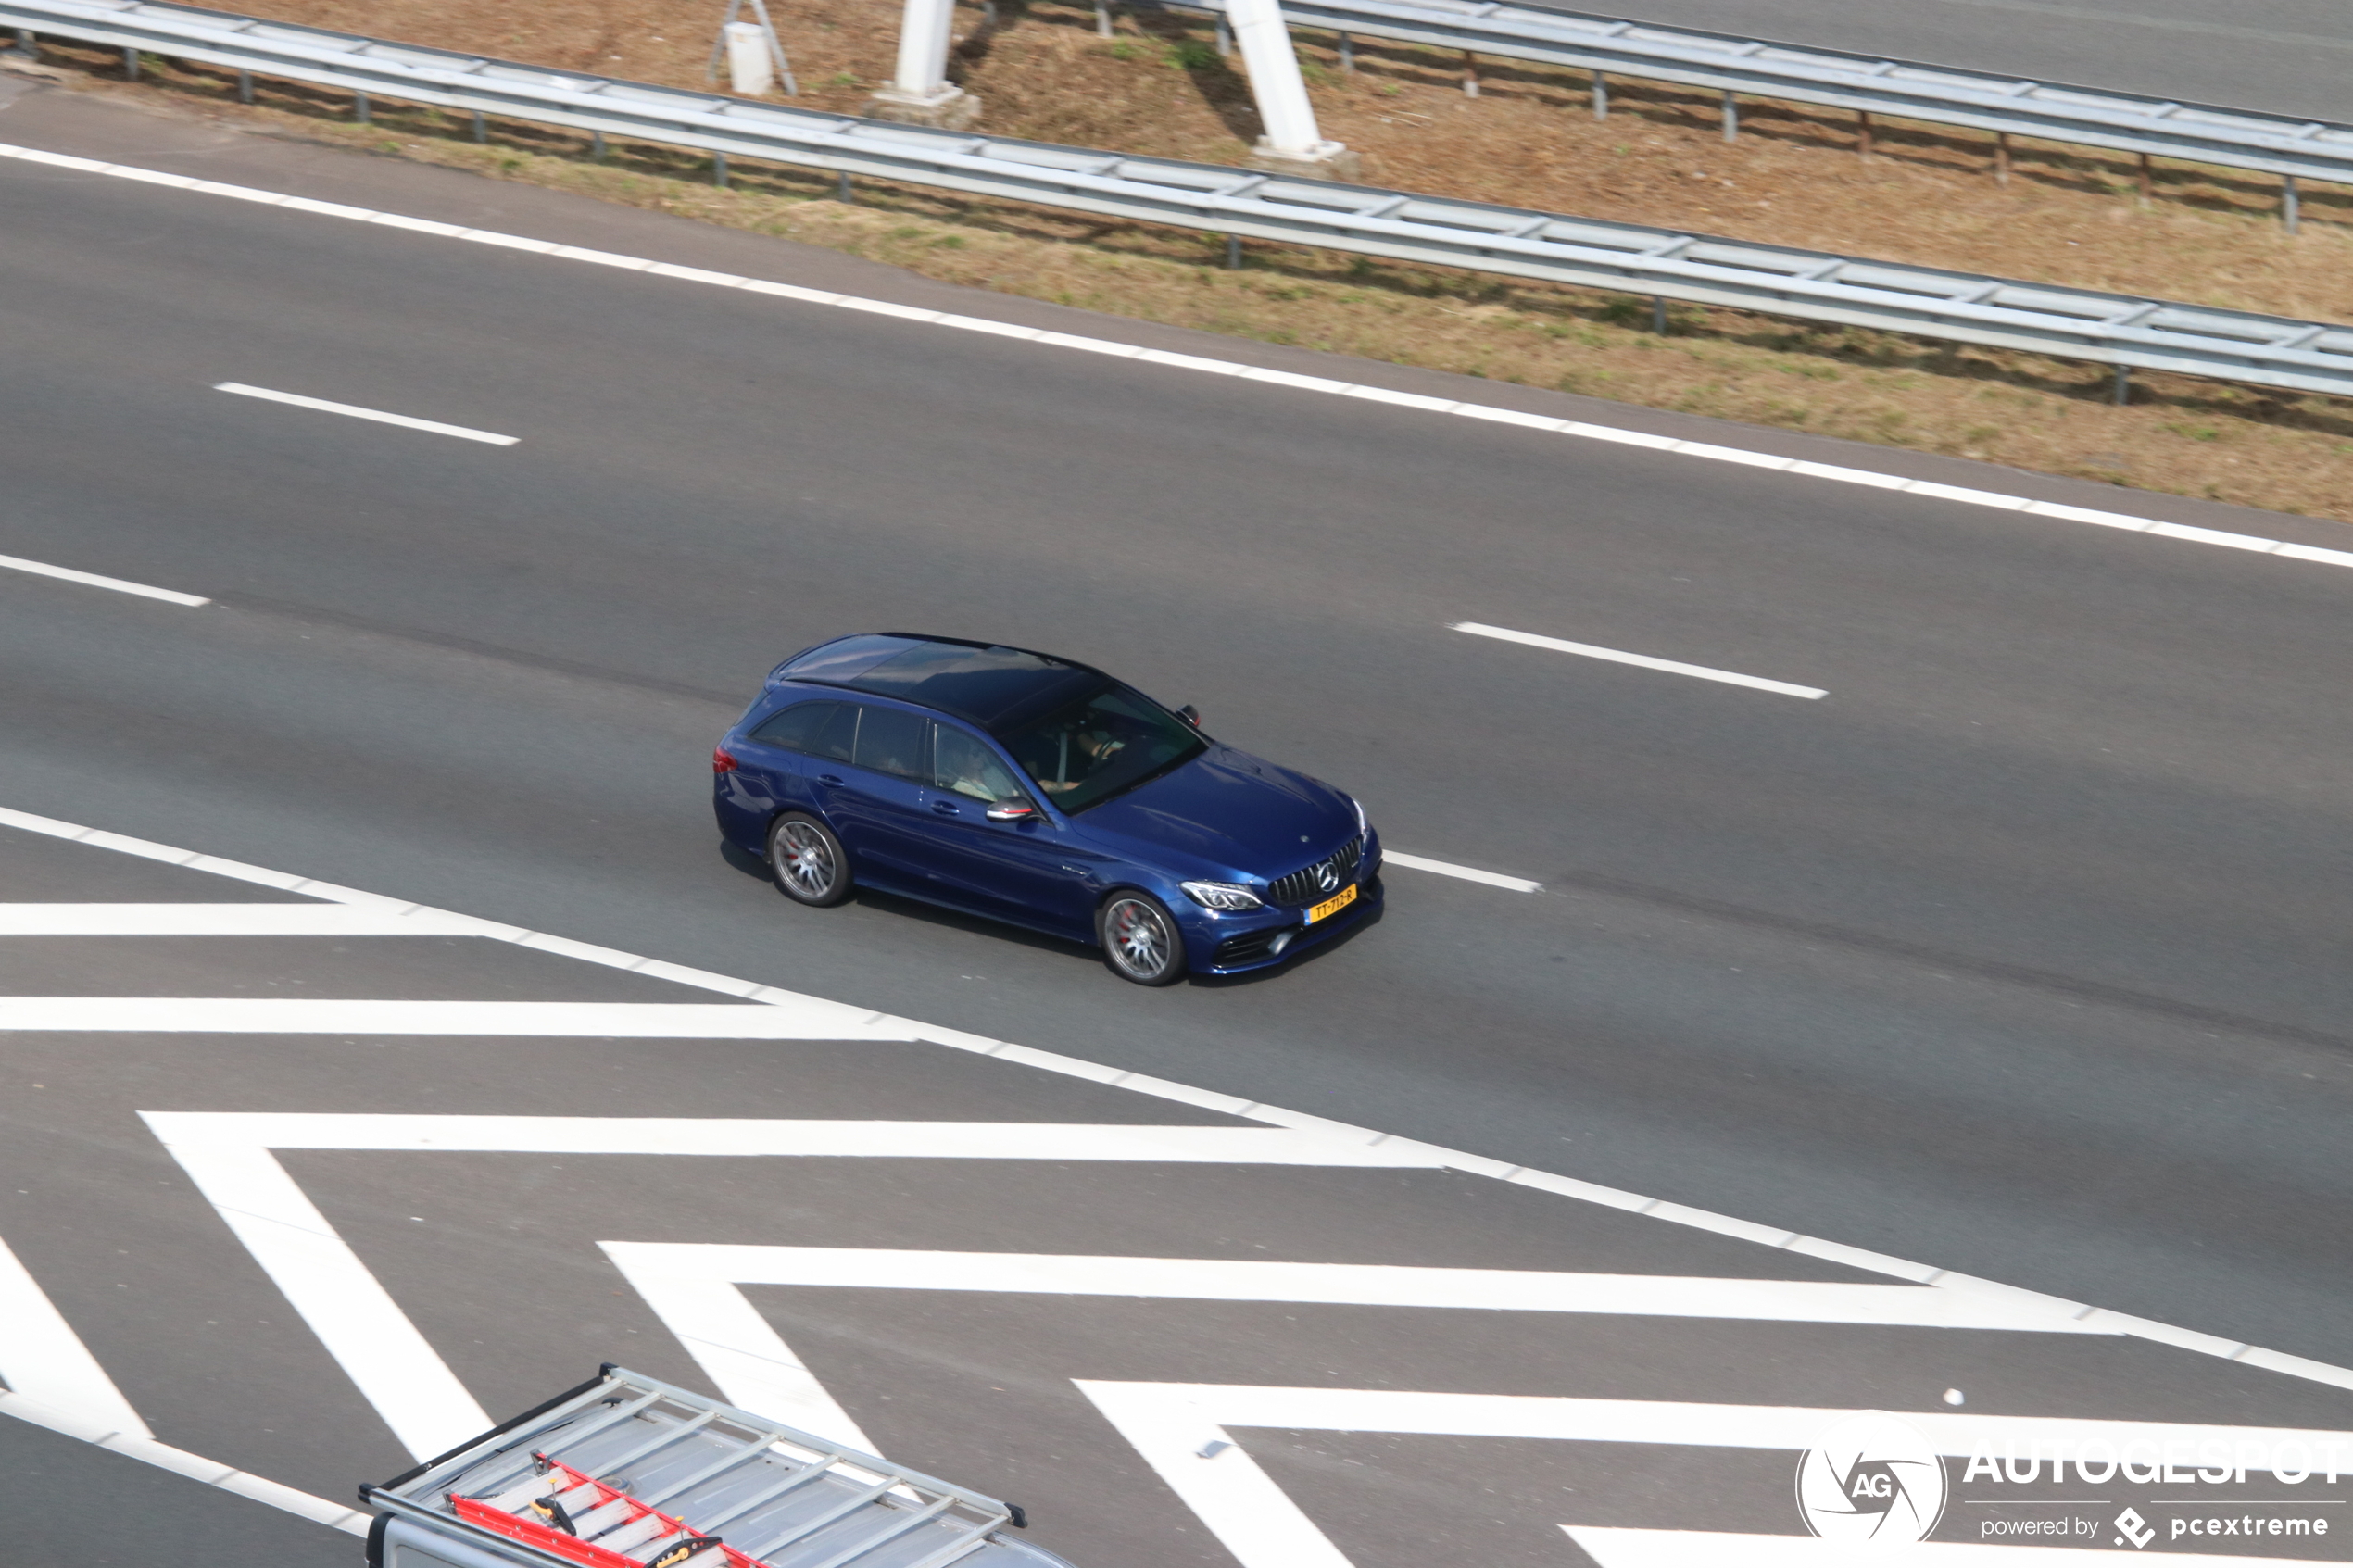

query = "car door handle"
931;800;962;815
817;774;845;786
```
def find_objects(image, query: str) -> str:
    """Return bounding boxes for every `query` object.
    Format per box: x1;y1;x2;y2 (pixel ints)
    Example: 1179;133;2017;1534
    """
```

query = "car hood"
1075;745;1356;879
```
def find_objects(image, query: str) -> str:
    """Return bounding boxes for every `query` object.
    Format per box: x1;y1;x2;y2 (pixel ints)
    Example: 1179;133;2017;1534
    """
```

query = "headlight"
1181;880;1264;911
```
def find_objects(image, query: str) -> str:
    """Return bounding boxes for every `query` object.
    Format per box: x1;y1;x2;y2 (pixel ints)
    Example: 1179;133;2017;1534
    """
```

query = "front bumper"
1181;853;1384;976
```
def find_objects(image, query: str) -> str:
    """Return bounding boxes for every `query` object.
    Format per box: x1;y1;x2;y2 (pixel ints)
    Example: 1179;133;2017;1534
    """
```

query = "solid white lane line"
211;383;519;445
3;141;2335;577
1453;621;1828;700
0;549;209;607
1382;852;1542;893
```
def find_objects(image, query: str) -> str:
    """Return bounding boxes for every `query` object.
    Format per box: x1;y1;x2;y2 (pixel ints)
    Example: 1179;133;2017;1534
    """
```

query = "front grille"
1265;835;1365;907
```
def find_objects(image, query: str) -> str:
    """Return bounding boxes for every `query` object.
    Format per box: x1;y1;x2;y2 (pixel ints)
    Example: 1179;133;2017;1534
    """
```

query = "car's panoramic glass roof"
781;635;1106;732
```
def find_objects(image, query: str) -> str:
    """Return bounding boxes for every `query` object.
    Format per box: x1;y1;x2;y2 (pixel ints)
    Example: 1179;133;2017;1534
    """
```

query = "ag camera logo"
1796;1412;1950;1544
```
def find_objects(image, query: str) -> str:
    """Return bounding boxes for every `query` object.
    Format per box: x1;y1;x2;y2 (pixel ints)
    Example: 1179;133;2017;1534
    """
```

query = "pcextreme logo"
1796;1411;1951;1544
1960;1435;2345;1549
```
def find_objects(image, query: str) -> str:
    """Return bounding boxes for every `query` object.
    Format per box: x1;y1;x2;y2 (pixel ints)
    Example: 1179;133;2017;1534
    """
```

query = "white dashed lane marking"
0;549;209;607
212;383;520;445
4;139;2342;579
1453;621;1829;700
1382;852;1543;893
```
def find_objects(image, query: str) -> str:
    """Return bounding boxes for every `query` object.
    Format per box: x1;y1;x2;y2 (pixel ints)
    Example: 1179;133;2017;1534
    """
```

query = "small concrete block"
863;85;982;130
1243;139;1362;182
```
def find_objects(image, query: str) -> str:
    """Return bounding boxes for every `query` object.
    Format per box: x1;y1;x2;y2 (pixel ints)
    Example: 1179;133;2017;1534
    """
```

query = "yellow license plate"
1305;884;1358;924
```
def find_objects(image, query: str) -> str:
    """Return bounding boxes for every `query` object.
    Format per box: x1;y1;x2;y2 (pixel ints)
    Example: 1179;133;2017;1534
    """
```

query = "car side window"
749;701;840;754
931;723;1023;804
850;704;928;780
810;703;858;762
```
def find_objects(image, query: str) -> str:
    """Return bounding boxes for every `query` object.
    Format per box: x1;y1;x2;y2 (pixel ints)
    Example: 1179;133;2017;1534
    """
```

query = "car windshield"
998;685;1204;813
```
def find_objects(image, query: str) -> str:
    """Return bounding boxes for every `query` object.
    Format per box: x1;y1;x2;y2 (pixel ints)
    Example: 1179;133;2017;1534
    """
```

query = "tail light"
711;746;738;774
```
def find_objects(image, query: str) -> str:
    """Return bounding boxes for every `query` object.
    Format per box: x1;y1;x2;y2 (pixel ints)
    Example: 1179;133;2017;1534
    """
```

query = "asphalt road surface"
4;80;2353;1565
5;815;2351;1568
1518;0;2353;123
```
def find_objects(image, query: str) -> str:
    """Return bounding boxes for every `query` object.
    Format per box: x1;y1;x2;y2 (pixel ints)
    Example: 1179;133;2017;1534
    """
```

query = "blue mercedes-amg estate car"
713;633;1381;984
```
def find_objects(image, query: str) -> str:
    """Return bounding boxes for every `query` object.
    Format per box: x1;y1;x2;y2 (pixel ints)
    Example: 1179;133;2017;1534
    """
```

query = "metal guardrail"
1170;0;2353;198
9;0;2353;400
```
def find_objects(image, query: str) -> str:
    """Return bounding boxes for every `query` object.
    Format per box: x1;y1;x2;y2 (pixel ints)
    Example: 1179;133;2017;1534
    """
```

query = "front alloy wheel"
767;813;851;907
1100;893;1187;986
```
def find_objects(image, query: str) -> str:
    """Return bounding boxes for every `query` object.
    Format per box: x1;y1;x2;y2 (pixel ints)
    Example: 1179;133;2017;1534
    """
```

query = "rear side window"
750;701;840;754
850;705;928;780
809;704;857;761
751;700;856;761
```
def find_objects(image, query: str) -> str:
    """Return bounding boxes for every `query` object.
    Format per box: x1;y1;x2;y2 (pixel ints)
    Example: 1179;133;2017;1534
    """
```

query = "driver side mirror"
1176;704;1201;728
987;799;1039;822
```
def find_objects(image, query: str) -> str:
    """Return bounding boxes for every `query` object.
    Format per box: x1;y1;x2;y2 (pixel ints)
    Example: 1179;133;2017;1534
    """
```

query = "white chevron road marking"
598;1242;2115;1333
1077;1383;2353;1568
583;1239;2136;1474
6;801;2353;1562
141;1113;1450;1459
141;1112;1441;1165
0;903;476;935
1566;1528;2346;1566
0;1233;148;1438
0;997;900;1037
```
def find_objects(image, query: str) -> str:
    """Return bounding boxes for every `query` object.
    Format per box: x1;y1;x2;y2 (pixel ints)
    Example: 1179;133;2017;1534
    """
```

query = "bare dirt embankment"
29;0;2353;521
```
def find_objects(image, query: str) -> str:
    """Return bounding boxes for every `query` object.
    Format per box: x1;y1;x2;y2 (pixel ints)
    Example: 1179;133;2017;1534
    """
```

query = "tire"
767;812;852;907
1098;892;1188;985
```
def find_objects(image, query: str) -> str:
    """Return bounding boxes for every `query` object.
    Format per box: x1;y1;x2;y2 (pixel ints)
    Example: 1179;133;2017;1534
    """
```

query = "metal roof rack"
364;1367;1069;1568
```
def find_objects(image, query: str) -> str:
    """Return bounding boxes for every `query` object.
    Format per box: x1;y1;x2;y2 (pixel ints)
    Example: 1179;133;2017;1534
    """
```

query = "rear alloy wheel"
767;813;851;907
1099;893;1187;985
